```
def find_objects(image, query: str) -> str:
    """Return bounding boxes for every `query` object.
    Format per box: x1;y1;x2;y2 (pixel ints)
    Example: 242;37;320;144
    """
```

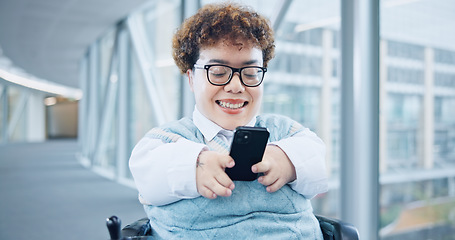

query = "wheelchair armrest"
121;217;152;237
316;215;359;240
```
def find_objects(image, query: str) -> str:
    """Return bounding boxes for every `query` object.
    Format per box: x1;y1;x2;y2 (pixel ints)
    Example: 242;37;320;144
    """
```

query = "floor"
0;139;146;240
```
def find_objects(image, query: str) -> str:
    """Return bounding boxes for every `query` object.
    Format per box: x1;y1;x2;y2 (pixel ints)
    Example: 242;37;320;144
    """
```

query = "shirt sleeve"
270;128;328;199
129;135;207;206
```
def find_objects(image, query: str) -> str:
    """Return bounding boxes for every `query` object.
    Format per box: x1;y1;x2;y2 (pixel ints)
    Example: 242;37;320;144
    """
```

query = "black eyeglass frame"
194;64;267;87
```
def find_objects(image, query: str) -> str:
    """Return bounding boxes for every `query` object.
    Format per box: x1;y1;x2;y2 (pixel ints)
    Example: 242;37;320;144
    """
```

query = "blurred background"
0;0;454;239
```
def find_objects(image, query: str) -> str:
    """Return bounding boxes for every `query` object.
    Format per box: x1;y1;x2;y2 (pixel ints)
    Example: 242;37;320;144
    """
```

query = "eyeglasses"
194;64;267;87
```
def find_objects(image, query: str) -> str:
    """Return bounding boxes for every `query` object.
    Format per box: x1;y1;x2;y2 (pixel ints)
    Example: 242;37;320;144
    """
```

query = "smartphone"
226;126;270;181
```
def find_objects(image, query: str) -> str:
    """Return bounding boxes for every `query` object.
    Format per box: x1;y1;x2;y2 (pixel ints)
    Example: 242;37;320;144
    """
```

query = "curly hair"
172;3;275;74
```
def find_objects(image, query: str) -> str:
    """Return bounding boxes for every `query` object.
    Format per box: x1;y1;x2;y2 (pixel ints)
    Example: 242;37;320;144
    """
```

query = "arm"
252;128;328;199
129;136;205;206
129;135;236;206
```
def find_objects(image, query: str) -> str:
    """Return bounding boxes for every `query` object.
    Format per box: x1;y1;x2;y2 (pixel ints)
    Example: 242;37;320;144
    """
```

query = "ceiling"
0;0;149;88
1;0;454;90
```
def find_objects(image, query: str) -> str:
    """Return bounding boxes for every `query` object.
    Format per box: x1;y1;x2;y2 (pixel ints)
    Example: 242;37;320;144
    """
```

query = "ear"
187;69;195;92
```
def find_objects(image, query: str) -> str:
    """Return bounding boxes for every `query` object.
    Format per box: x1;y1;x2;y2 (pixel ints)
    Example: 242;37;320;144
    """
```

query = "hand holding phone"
226;126;269;181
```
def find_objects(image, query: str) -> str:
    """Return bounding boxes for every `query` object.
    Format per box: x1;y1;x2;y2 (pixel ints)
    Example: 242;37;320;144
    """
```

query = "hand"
196;151;236;199
252;145;296;193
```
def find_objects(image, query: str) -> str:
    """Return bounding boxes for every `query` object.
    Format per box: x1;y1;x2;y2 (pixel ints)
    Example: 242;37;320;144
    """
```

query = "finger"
258;172;278;186
221;156;235;169
207;180;233;197
215;172;235;190
252;161;270;173
200;186;217;199
266;179;286;193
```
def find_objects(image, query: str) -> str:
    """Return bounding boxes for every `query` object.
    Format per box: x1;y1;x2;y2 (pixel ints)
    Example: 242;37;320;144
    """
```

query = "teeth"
218;101;245;109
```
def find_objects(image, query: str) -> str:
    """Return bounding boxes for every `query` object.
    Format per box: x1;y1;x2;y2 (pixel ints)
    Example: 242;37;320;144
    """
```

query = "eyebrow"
207;59;260;65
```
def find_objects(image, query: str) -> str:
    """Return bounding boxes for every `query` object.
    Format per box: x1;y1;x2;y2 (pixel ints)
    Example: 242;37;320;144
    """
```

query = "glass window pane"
99;30;115;103
8;87;26;142
126;0;182;178
93;89;119;171
140;0;182;121
0;84;4;141
380;0;455;238
91;30;118;171
128;45;156;149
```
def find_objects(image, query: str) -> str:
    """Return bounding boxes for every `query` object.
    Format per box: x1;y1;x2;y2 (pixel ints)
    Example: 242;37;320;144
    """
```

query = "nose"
224;73;245;93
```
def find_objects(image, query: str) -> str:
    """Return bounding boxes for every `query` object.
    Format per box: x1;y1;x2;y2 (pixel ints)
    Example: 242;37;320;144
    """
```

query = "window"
380;0;455;238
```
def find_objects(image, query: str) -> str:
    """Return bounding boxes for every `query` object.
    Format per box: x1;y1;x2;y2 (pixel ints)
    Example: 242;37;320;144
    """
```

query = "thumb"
252;161;269;173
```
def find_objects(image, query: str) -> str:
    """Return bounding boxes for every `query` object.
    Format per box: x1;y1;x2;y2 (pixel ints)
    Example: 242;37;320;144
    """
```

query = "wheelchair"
107;214;359;240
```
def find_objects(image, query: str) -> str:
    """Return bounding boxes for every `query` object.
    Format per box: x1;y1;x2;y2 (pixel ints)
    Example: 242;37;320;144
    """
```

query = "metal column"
340;0;380;239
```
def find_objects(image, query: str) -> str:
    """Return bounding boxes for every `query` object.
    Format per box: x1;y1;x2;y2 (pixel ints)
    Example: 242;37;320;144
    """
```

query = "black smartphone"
226;126;270;181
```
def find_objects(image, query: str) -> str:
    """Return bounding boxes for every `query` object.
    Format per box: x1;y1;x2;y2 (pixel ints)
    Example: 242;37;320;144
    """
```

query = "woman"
129;3;328;239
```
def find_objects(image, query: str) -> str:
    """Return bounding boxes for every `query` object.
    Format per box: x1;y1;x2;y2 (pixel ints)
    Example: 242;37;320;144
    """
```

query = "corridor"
0;140;145;239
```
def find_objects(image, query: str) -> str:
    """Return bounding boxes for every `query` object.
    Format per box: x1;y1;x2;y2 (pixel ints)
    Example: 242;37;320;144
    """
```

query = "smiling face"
187;40;264;130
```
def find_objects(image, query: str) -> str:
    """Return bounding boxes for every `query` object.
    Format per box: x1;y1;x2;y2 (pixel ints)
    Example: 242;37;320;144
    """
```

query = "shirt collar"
192;106;257;141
